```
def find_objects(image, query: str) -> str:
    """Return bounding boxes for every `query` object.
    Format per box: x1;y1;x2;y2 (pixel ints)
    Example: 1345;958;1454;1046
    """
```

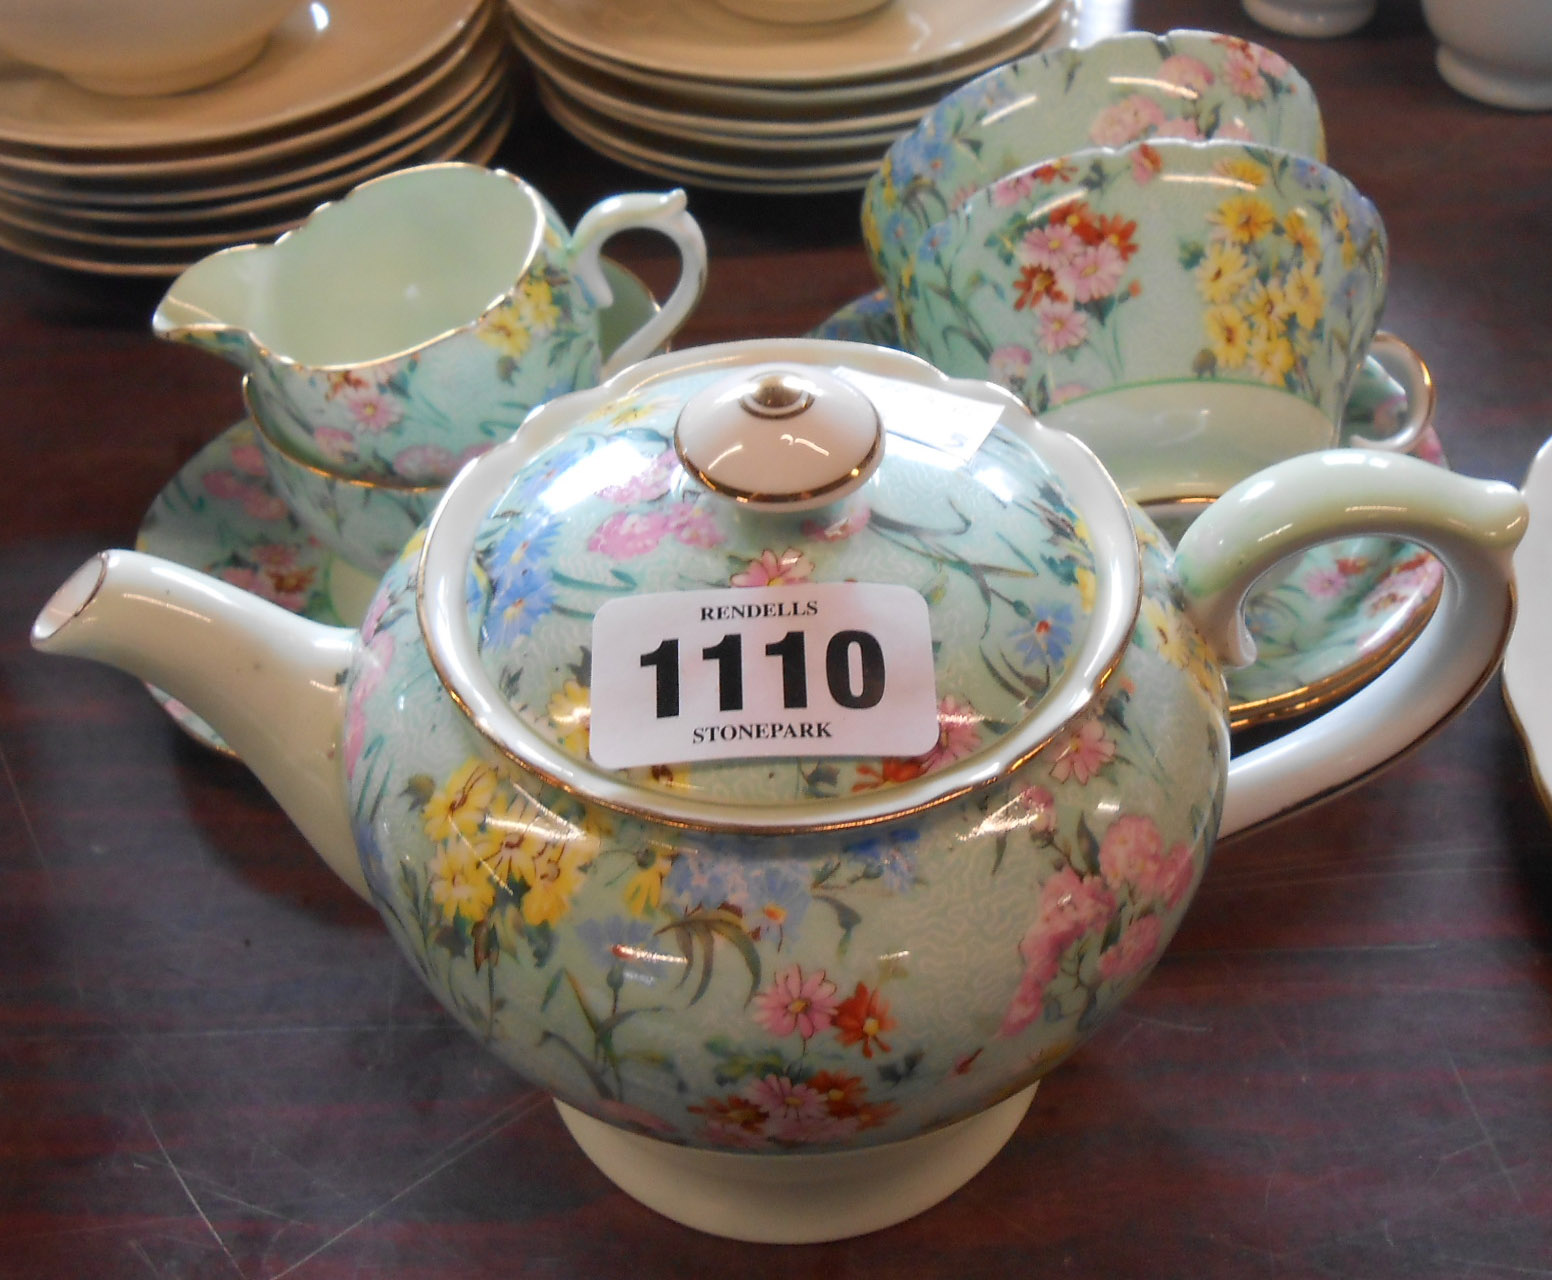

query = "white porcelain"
1242;0;1377;38
509;0;1058;84
0;0;485;150
1422;0;1552;111
1503;436;1552;810
0;0;300;96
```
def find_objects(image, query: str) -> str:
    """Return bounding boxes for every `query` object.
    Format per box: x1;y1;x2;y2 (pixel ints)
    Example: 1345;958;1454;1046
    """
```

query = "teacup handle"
568;190;709;377
1346;331;1436;452
1175;449;1525;838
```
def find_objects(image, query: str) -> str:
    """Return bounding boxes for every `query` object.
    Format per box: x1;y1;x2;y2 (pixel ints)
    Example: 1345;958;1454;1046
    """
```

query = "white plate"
0;0;487;151
1503;437;1552;813
0;95;511;275
510;2;1067;108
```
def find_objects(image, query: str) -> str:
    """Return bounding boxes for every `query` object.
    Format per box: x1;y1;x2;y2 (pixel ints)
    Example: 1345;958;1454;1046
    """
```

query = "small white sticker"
835;368;1007;463
588;582;940;770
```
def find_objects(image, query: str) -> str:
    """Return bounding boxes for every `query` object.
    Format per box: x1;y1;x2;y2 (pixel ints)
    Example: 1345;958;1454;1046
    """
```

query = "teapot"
32;339;1524;1243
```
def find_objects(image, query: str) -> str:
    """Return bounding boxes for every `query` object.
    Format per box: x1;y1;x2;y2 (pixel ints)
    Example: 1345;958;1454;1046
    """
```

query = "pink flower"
588;510;669;558
988;345;1033;386
1022;220;1085;271
228;441;268;476
1154;117;1205;141
203;470;290;522
1098;814;1195;909
344;389;403;433
753;965;839;1041
1130;143;1166;185
345;630;395;778
665;501;723;548
918;695;983;772
1088;93;1168;146
992;170;1042;207
1224;49;1269;100
1000;866;1116;1036
1098;913;1163;982
1158;54;1215;92
1061;241;1127;303
392;444;459;484
732;547;813;587
313;426;359;464
1016;784;1058;836
802;505;870;542
1302;565;1354;600
599;448;677;503
1035;300;1089;354
1049;717;1115;784
743;1075;827;1130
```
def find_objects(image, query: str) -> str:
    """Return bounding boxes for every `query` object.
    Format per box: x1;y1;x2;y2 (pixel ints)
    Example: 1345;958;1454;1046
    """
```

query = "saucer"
808;291;1446;731
137;258;655;753
1502;436;1552;814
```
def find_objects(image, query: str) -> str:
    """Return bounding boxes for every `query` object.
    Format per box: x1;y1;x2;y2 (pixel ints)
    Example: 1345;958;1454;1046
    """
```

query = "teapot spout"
32;550;369;901
151;243;270;371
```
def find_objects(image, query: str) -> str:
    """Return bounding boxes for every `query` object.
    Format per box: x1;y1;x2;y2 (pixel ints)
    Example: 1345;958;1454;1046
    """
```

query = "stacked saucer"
0;0;518;276
505;0;1072;194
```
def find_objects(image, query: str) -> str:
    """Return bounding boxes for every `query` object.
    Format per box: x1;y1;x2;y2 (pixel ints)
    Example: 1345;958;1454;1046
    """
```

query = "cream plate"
1502;436;1552;813
0;0;485;150
809;290;1447;730
509;1;1068;107
135;257;658;752
0;101;511;276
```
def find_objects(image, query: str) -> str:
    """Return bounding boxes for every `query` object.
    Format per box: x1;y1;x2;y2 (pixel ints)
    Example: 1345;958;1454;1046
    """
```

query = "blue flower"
1012;602;1076;668
843;830;920;893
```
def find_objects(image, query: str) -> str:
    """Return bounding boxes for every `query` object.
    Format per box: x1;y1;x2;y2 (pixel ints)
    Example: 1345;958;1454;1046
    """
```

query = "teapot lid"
418;339;1140;832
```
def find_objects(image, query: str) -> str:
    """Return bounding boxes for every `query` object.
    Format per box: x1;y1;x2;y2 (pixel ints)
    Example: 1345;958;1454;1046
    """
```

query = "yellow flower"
1194;242;1254;305
548;679;591;755
624;848;673;917
1248;330;1297;385
516;275;560;333
1215;156;1269;187
514;835;597;927
1205;304;1252;369
1210;194;1277;245
1074;563;1097;613
1281;264;1326;331
1242;280;1289;333
423;759;499;842
427;839;498;925
1282;208;1321;259
1139;596;1191;668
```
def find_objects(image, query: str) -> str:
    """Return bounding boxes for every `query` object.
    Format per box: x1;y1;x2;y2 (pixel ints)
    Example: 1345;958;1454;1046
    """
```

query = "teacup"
1421;0;1552;110
898;139;1399;504
153;163;708;486
862;29;1327;310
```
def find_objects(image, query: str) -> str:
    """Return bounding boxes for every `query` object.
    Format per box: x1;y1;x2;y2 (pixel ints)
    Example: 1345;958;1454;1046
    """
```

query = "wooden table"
3;1;1550;1275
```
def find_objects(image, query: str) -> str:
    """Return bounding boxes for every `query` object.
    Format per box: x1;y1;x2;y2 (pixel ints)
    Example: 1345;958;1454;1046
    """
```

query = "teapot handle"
568;190;709;377
1175;449;1526;838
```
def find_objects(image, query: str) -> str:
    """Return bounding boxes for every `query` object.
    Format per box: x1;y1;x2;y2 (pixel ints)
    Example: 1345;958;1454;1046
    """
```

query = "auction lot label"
588;582;939;769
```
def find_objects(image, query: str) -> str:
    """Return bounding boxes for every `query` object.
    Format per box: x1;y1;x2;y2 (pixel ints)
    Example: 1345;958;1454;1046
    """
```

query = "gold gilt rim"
1222;584;1517;843
1228;568;1444;732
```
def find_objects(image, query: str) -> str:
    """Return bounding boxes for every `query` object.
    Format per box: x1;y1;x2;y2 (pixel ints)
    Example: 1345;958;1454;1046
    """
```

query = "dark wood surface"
3;1;1551;1275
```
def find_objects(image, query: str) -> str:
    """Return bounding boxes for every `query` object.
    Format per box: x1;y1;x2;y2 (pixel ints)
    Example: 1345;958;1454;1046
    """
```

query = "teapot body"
343;502;1226;1151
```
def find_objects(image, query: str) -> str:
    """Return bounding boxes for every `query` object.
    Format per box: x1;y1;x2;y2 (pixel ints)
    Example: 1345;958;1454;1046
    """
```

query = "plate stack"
505;0;1072;195
0;0;519;276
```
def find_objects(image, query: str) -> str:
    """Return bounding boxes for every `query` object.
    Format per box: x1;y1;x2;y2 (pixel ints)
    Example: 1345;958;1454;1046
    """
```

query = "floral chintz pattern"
862;30;1326;300
339;370;1229;1152
901;141;1386;426
241;226;603;486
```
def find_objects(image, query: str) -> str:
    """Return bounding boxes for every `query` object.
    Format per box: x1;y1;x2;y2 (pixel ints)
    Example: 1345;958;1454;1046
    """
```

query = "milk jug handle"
569;190;709;377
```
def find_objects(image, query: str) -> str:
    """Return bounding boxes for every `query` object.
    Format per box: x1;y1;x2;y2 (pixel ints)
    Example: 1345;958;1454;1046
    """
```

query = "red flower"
1029;158;1078;185
1014;263;1067;311
1049;198;1103;246
1093;213;1140;262
807;1070;867;1118
834;982;897;1059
